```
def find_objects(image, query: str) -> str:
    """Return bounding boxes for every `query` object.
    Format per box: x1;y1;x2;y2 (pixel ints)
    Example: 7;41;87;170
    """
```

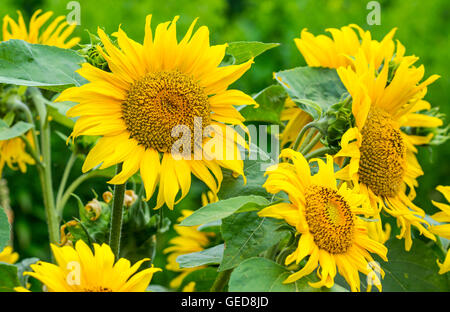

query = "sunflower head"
56;15;256;210
2;9;80;48
24;240;161;292
259;149;387;291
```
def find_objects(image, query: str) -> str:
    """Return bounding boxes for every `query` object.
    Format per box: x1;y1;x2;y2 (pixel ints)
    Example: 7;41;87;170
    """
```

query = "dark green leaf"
0;39;87;91
229;257;347;292
0;121;34;141
0;207;10;251
177;244;224;268
274;67;347;120
179;267;218;292
240;85;287;125
0;263;20;292
180;195;269;226
219;212;286;271
226;41;280;65
378;238;450;292
15;257;39;287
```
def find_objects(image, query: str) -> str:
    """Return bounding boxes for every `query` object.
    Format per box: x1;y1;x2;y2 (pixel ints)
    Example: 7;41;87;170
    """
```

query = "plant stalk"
109;163;126;259
210;269;233;292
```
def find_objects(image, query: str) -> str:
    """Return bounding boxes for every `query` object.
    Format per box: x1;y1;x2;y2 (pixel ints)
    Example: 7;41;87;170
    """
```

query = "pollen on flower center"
122;70;211;153
304;185;355;254
83;287;113;292
359;106;406;198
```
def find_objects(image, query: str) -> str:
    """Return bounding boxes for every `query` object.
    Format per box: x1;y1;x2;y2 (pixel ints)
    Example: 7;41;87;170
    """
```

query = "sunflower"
335;45;440;250
56;15;255;210
0;246;19;264
429;186;450;274
20;240;160;292
0;131;35;176
164;203;216;289
294;24;397;70
258;149;387;292
2;9;80;48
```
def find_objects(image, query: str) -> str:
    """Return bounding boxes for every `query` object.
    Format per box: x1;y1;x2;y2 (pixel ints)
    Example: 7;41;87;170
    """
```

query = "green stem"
300;131;322;156
292;122;316;151
20;134;43;168
304;146;334;161
109;163;126;259
56;152;77;209
296;128;315;152
210;269;232;292
56;169;103;215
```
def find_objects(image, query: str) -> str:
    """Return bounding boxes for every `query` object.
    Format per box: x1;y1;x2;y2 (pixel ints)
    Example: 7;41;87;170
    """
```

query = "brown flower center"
122;71;211;153
304;185;354;254
359;106;407;198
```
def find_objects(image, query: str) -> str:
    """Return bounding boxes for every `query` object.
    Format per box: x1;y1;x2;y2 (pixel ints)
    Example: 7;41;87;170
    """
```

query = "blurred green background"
0;0;449;288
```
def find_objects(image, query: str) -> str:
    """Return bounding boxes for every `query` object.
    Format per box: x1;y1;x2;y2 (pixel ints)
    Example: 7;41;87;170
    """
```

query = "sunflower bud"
124;190;138;207
76;31;110;71
322;99;354;152
102;191;113;204
59;220;79;246
85;198;102;221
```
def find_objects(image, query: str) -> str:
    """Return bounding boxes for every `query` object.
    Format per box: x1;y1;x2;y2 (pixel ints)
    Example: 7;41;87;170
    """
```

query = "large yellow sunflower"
2;9;80;48
56;15;256;210
335;47;440;250
0;131;35;176
429;186;450;274
258;149;387;292
19;240;161;292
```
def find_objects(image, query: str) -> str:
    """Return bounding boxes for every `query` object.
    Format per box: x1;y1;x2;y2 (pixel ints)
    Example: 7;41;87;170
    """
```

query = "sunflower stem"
210;269;232;292
109;163;126;259
300;131;323;156
56;152;77;209
292;122;316;151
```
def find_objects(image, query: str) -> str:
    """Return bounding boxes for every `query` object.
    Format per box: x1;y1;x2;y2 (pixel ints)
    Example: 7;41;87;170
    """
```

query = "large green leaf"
180;195;269;226
218;144;276;200
0;207;10;251
228;257;347;292
225;41;280;65
179;267;218;292
378;239;450;292
274;67;347;120
177;244;224;269
0;121;34;141
240;85;287;125
0;263;20;292
0;39;87;91
219;212;287;271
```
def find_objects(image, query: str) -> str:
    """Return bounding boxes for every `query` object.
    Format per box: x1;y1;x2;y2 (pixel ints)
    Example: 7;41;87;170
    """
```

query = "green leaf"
180;195;270;226
219;212;287;271
0;263;20;292
0;121;34;141
218;144;276;200
274;67;347;120
240;85;287;125
226;41;280;65
0;39;87;91
0;207;10;251
46;100;76;128
177;244;224;269
378;238;450;292
179;267;218;292
228;257;347;292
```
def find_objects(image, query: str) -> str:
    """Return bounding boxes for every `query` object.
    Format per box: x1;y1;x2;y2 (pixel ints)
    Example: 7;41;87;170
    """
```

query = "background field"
1;0;449;287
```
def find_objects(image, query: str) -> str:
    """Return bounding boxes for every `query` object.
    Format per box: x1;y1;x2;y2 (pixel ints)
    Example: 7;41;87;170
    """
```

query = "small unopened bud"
59;220;79;246
85;198;102;221
124;190;138;207
102;191;113;204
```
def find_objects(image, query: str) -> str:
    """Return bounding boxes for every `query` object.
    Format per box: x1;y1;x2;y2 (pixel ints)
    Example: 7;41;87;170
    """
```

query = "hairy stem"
109;163;126;259
210;269;233;292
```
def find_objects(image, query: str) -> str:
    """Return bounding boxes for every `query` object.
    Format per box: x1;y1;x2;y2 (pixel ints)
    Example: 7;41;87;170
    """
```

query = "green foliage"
240;85;287;125
225;41;280;65
180;195;270;226
0;40;87;91
179;267;219;292
0;207;10;251
219;212;287;271
0;263;20;292
0;121;34;141
177;244;224;269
